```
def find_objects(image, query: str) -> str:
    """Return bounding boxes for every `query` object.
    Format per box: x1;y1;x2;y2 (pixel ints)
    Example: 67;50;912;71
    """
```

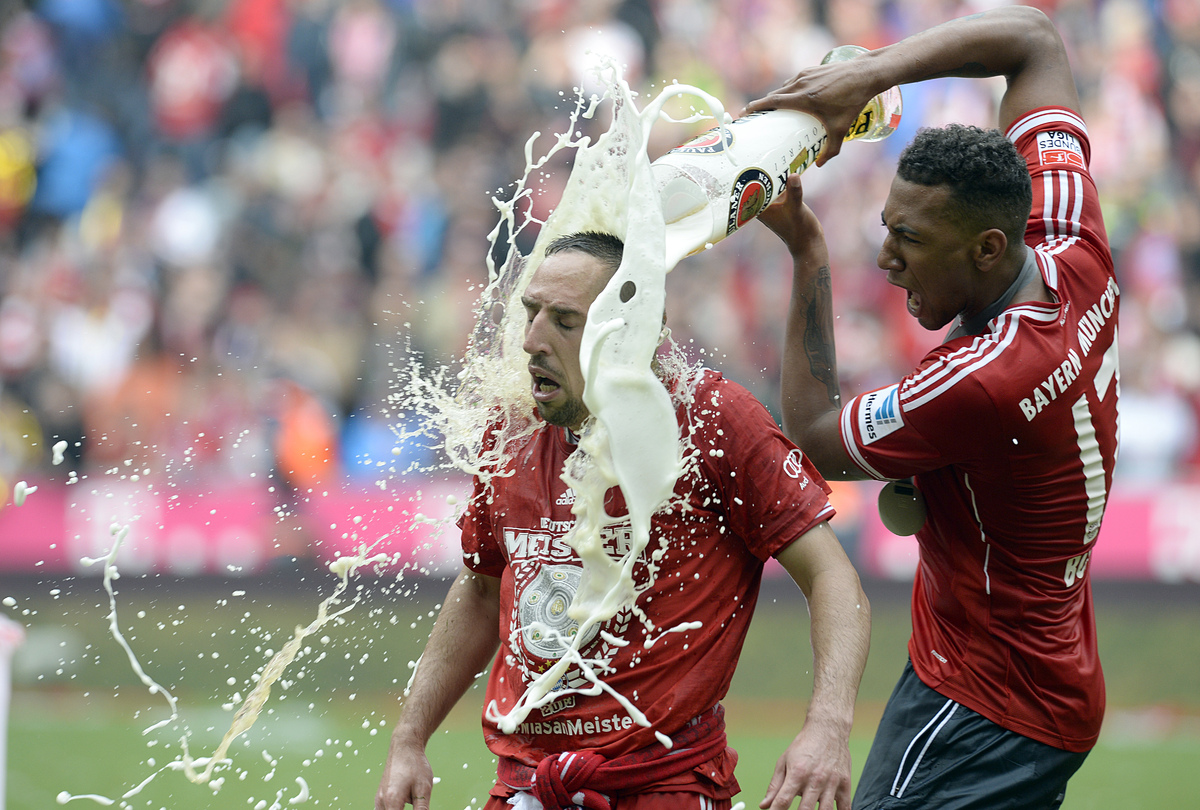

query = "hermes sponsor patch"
858;385;903;445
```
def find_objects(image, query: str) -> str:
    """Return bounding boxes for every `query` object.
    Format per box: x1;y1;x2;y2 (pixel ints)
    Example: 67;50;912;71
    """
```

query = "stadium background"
0;0;1197;808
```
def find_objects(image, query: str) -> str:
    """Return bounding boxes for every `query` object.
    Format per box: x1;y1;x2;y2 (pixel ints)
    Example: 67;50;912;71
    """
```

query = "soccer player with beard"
377;232;871;810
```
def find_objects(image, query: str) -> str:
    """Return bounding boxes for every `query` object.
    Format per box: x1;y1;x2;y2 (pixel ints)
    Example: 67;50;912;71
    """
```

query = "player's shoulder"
683;367;767;414
475;414;553;475
675;368;782;452
899;323;1033;413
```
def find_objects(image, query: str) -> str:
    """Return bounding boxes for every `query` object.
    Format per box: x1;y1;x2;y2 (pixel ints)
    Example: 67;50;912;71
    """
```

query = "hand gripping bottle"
652;45;903;267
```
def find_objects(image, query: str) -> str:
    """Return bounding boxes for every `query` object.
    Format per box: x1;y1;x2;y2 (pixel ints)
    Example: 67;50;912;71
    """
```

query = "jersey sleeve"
1006;106;1113;286
457;474;508;577
457;423;511;578
839;351;1002;481
692;373;835;560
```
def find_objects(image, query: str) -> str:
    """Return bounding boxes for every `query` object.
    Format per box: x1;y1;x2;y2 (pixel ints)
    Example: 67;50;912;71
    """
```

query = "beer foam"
422;57;727;734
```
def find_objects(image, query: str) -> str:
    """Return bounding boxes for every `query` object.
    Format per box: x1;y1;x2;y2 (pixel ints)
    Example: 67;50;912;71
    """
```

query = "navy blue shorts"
854;661;1090;810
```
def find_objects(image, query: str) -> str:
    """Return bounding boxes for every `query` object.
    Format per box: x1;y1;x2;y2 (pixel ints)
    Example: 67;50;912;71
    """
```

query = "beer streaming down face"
470;60;735;740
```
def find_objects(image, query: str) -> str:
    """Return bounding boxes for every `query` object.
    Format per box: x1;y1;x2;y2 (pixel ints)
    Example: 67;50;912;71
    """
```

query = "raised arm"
748;5;1079;164
758;173;863;480
759;521;870;810
376;568;502;810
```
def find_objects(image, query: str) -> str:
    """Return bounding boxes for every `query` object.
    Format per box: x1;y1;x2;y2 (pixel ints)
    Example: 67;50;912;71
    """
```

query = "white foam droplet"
56;792;114;806
13;481;35;506
289;776;310;804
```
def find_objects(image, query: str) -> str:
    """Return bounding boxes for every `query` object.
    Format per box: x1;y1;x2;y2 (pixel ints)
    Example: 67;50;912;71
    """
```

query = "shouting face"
878;177;981;332
520;250;612;431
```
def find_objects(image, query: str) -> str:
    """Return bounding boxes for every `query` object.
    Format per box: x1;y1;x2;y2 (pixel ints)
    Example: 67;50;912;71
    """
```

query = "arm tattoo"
803;265;841;406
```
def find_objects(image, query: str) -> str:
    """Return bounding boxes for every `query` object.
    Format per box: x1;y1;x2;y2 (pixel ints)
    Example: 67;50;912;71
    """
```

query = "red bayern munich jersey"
839;107;1118;752
461;368;834;764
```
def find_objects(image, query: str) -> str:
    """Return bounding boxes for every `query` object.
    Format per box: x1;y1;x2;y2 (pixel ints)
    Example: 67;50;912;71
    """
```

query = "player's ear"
974;228;1008;272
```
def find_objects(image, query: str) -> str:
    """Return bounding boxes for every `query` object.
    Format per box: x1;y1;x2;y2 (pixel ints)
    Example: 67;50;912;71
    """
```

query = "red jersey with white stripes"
840;107;1117;752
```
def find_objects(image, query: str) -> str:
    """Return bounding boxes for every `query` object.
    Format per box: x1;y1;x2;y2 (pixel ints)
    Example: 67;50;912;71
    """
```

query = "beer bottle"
652;46;903;267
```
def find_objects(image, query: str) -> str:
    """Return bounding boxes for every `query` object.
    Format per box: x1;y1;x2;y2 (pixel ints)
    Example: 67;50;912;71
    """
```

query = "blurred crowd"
0;0;1198;500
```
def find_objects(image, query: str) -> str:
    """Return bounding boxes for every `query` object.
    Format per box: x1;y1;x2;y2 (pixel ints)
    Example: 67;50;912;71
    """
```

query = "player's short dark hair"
545;231;625;275
897;124;1032;246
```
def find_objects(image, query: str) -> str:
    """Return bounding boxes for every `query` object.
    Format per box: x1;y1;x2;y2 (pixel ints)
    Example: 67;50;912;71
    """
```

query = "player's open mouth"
906;289;921;317
531;370;561;402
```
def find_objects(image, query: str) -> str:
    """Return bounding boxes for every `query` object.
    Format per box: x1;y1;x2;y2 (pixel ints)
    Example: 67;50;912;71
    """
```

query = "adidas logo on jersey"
556;488;576;506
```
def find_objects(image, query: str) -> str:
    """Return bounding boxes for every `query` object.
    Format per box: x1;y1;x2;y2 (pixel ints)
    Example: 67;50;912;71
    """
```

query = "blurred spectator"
26;102;122;222
0;127;36;231
145;12;238;176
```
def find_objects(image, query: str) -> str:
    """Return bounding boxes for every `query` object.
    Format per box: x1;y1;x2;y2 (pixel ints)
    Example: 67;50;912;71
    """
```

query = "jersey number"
1065;334;1119;585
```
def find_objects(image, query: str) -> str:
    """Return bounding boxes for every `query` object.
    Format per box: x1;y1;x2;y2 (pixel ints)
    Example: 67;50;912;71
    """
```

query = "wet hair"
544;231;625;275
896;124;1032;246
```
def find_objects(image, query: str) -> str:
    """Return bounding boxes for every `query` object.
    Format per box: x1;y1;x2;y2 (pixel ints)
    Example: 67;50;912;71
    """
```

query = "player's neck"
954;247;1048;337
